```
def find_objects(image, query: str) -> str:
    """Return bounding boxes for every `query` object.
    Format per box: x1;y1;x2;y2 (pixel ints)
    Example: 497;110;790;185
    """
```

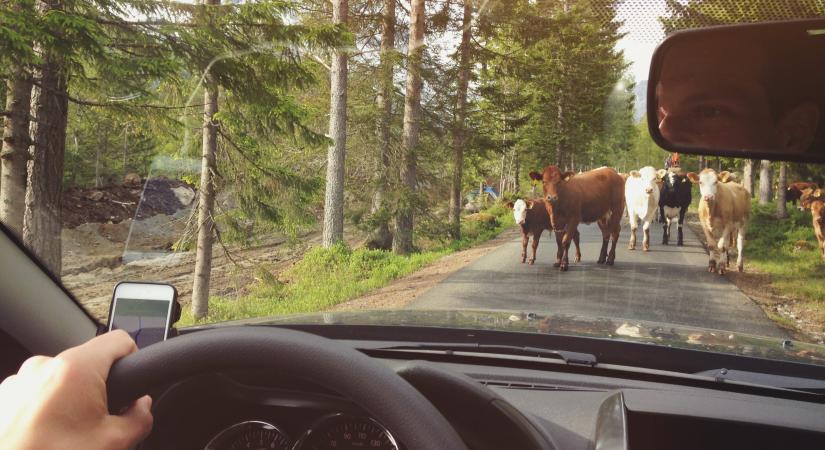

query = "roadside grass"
745;202;825;315
179;204;514;326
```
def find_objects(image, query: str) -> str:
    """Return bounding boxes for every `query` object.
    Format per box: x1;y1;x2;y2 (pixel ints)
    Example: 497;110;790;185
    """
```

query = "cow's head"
508;199;534;225
529;166;574;205
630;166;659;195
687;169;729;202
800;188;823;209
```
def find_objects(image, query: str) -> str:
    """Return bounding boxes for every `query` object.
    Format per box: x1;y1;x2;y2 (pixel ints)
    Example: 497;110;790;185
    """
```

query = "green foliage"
746;202;825;308
472;0;629;193
179;202;515;326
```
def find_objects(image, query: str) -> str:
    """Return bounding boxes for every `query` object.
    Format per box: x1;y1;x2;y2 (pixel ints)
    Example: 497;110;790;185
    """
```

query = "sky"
615;0;669;82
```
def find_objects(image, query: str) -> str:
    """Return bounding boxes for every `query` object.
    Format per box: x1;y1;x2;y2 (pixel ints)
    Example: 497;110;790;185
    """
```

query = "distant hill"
633;79;648;123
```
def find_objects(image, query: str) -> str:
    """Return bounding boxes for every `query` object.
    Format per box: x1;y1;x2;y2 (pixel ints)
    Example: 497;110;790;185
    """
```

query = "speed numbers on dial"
295;414;398;450
204;421;291;450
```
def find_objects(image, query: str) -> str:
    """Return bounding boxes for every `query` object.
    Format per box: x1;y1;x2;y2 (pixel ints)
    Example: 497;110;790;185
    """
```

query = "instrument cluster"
203;413;398;450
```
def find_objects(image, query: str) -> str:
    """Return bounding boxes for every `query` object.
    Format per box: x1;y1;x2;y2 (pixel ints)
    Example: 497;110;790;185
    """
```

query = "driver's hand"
0;330;153;450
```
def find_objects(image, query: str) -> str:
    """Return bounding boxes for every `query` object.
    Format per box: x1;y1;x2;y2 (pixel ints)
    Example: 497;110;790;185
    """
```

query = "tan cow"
687;169;750;274
800;188;825;262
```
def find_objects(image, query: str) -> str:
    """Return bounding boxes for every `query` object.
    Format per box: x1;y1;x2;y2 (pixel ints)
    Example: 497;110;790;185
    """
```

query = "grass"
179;203;514;326
745;201;825;313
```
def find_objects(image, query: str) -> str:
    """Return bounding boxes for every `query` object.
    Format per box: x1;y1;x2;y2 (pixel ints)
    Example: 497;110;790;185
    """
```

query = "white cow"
624;166;661;251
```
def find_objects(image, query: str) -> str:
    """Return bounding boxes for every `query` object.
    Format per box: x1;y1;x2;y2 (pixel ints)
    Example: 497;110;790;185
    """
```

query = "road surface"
409;222;784;337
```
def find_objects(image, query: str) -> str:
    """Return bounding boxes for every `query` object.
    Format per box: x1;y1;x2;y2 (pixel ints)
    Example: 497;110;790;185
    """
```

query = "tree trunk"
776;162;788;218
393;0;425;255
322;0;349;247
191;70;220;320
23;11;69;277
366;0;394;250
513;149;520;193
742;159;753;196
448;0;472;240
698;155;705;170
758;159;772;205
555;102;564;165
1;70;33;239
95;132;106;188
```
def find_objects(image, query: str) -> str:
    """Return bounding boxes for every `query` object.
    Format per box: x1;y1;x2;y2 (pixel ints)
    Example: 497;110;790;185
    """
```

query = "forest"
2;0;824;321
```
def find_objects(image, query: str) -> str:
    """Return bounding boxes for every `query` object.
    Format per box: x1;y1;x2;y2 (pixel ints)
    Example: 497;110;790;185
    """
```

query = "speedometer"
204;420;291;450
294;414;398;450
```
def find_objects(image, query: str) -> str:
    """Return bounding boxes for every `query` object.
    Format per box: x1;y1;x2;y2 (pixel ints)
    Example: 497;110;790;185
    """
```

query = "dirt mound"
63;177;195;228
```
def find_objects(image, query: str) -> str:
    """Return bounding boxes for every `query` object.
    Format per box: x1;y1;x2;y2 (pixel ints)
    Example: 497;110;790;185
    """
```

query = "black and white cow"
657;168;692;246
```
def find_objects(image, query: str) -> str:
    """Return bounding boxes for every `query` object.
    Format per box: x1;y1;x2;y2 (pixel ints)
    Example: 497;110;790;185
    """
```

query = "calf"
787;182;819;209
508;199;581;265
687;169;750;274
800;188;825;262
624;166;661;251
529;166;624;271
657;167;693;246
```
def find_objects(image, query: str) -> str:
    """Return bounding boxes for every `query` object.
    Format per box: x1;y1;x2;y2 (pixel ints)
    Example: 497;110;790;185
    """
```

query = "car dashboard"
144;340;825;450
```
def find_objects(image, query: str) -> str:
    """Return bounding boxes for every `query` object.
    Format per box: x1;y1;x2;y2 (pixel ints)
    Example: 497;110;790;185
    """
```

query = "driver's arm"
0;330;153;450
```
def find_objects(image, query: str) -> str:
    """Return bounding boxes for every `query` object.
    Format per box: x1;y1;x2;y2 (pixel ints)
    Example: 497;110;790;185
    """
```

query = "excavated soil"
62;177;195;228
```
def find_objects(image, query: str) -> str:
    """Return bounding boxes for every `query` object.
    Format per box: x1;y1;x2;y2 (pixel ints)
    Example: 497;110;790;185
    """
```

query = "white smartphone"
107;282;177;349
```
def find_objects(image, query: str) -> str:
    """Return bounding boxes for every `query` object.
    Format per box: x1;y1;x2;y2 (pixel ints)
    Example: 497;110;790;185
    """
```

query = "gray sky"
615;0;668;82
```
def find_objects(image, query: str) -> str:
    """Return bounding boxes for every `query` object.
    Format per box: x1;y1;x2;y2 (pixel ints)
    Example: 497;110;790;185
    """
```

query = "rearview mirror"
648;19;825;163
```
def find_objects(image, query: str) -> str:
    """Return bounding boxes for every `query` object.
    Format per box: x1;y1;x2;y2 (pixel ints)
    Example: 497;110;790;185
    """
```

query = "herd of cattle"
507;165;825;274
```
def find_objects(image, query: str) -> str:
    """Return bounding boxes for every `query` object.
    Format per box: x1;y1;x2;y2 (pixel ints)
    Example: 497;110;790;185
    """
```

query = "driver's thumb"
107;395;153;449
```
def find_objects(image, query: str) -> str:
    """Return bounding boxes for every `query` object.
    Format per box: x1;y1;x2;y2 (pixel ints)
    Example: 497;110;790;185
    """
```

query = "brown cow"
800;188;825;261
507;199;581;266
687;169;750;274
529;166;624;271
787;182;819;208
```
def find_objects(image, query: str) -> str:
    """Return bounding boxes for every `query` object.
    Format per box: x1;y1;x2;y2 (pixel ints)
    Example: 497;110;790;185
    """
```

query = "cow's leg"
658;205;665;224
704;229;718;273
819;234;825;262
716;226;731;275
662;216;670;245
736;228;746;272
521;232;528;264
642;219;651;252
559;228;576;272
677;207;687;246
573;230;582;263
554;231;563;268
597;220;609;264
627;213;638;250
607;225;620;265
606;210;621;265
529;230;541;265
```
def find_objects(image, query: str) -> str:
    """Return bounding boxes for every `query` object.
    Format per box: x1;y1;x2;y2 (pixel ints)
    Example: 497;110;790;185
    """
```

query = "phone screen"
110;297;172;348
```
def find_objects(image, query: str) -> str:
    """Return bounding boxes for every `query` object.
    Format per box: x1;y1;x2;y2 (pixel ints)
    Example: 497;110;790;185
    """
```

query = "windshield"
2;0;824;367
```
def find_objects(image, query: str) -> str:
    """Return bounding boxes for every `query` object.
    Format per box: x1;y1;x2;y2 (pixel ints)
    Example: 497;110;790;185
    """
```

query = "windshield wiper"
695;368;825;394
372;343;598;367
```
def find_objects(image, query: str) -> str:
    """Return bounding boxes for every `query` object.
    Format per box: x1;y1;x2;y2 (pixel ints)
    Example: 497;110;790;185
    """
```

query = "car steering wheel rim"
106;326;468;450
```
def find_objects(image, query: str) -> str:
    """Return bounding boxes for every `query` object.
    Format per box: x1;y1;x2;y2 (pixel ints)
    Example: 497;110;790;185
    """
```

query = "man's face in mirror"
656;36;820;154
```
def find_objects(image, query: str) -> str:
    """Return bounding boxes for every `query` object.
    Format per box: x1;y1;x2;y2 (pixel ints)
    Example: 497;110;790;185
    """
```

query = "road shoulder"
329;228;520;311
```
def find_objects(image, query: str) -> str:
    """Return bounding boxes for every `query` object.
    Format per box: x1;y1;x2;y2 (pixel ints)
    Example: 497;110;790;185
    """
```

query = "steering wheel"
106;326;468;450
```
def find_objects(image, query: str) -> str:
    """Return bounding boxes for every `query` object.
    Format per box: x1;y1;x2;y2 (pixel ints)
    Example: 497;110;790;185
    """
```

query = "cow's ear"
526;200;535;209
717;171;730;183
687;172;700;183
506;201;515;209
562;171;575;181
629;170;641;178
656;169;667;180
